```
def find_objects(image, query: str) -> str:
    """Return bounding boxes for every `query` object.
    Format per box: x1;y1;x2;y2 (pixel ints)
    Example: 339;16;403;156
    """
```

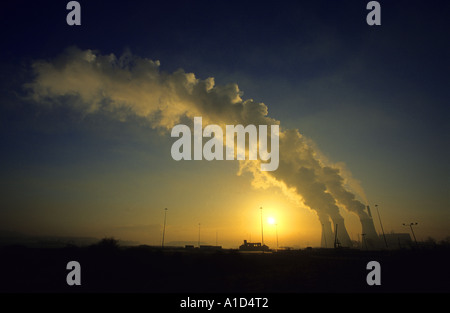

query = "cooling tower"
360;217;382;249
330;216;352;247
319;218;334;248
319;213;352;248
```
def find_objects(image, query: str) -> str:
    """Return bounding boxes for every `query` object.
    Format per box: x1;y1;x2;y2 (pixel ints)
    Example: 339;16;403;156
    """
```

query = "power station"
320;205;383;250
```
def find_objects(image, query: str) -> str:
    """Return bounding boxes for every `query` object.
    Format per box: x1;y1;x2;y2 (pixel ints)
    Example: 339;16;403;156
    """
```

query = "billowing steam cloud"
26;47;380;248
28;47;277;129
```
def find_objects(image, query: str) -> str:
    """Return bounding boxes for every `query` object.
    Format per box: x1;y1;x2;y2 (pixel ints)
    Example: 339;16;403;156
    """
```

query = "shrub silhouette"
90;237;120;253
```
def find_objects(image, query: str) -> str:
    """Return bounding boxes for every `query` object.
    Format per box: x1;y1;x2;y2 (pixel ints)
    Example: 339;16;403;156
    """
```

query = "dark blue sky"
2;1;447;126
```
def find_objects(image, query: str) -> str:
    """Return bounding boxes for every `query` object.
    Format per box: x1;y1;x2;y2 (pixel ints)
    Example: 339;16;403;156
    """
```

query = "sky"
0;0;448;248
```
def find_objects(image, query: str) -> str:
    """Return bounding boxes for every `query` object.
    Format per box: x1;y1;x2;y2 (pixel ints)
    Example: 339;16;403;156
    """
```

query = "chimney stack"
367;205;372;218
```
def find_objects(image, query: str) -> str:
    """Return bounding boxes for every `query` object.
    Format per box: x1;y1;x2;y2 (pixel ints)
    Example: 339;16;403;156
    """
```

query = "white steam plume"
27;47;372;246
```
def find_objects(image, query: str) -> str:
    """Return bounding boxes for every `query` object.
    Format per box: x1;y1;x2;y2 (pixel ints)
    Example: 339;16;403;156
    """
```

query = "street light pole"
198;223;201;247
260;207;264;246
403;222;418;246
162;208;168;248
275;223;279;251
375;204;388;248
362;233;367;250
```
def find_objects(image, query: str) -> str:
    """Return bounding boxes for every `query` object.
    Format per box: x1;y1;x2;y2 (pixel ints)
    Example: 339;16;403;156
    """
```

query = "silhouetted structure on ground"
239;240;270;252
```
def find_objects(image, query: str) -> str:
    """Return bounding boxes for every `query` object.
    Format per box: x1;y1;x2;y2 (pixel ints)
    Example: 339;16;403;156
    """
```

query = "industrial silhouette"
239;240;270;252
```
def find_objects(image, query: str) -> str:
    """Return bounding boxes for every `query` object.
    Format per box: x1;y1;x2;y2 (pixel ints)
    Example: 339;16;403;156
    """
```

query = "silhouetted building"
383;233;413;249
239;240;269;251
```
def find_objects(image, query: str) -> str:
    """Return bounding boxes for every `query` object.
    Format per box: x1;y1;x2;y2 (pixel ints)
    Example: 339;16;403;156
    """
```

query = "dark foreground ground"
1;244;449;294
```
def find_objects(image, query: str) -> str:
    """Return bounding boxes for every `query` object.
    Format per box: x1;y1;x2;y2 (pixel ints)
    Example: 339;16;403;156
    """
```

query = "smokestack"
367;205;372;218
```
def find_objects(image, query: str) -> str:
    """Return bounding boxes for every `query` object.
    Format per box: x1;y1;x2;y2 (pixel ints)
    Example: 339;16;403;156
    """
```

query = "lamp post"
375;204;388;248
275;223;279;251
260;207;264;247
198;223;201;247
403;222;418;246
162;208;168;248
361;233;367;250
